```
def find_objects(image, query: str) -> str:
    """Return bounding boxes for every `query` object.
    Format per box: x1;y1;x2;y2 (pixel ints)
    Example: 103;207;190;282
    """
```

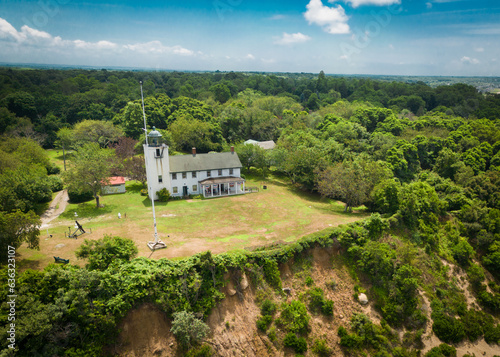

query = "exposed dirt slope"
113;303;176;357
112;247;498;356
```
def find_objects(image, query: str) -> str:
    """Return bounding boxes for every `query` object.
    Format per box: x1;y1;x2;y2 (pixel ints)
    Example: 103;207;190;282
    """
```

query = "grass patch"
30;176;368;269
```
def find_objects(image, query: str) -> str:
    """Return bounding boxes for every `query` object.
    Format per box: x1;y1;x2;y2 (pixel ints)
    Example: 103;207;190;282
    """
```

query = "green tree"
63;143;115;208
72;119;123;148
0;210;40;262
170;116;223;153
316;159;390;212
210;83;231;104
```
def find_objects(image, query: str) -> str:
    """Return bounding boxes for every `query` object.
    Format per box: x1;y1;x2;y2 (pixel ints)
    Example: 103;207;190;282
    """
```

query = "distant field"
17;172;368;270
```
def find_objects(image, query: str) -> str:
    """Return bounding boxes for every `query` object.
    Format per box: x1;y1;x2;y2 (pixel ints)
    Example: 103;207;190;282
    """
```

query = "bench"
54;256;69;264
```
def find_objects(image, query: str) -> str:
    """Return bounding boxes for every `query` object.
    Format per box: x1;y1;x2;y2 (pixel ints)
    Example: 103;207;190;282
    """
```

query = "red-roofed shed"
101;176;126;195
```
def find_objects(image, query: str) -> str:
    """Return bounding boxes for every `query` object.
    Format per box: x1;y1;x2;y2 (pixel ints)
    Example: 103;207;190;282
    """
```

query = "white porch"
200;177;245;198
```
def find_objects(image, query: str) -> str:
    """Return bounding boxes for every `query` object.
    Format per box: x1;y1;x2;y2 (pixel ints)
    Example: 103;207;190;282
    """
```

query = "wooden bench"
54;256;69;264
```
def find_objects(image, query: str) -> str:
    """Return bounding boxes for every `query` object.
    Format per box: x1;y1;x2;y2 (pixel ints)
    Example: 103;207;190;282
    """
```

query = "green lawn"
22;165;368;269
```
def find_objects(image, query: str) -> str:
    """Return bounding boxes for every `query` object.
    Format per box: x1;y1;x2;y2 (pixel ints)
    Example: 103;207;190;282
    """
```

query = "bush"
157;187;171;201
280;300;310;334
321;300;334;316
140;188;148;196
452;238;474;267
283;332;307;353
260;299;277;316
47;163;61;175
45;175;63;192
262;259;282;289
68;186;94;203
171;311;211;349
311;339;332;356
186;345;213;357
256;315;273;332
424;343;456;357
75;235;138;271
431;310;465;343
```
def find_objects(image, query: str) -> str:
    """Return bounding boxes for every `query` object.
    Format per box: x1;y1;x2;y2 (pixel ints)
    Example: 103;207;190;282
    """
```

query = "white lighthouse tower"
143;127;171;200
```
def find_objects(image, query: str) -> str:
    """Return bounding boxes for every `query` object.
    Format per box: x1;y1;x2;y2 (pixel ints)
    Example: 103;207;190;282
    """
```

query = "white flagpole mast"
140;81;161;247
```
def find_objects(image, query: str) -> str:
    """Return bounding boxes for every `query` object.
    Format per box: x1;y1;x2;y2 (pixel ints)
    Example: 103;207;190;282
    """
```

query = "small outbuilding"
102;176;126;195
244;139;276;150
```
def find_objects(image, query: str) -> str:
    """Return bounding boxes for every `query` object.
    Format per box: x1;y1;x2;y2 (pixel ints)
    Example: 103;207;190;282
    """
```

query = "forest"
0;67;500;356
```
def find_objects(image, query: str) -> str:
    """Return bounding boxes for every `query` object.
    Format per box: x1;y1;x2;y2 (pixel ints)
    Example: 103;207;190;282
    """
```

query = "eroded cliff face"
112;246;373;357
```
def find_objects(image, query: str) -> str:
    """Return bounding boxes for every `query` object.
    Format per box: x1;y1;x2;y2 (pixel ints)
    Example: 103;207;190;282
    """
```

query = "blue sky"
0;0;499;75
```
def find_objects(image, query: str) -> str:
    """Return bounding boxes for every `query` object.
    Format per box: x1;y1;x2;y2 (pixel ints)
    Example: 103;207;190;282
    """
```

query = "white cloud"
304;0;350;34
274;32;312;45
461;56;479;64
475;47;484;52
0;17;194;58
339;0;401;8
245;54;255;60
426;2;433;9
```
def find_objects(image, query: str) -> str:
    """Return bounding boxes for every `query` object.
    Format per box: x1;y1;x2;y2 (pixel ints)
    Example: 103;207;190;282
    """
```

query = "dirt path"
40;190;69;228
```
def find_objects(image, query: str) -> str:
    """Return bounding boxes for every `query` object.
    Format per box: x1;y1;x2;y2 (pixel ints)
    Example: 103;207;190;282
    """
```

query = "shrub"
431;310;465;343
321;300;334;316
171;311;211;349
45;175;63;192
305;275;314;286
452;238;474;267
267;326;277;342
308;287;325;312
280;300;310;334
75;235;138;271
157;187;171;201
260;299;277;316
424;343;456;357
262;259;282;289
140;188;148;196
186;345;213;357
47;164;61;175
256;315;273;332
311;339;332;356
307;287;334;316
68;186;94;203
484;324;500;344
283;332;307;353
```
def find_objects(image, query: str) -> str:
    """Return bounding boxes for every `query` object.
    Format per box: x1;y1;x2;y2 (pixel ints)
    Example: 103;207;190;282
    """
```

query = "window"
155;148;161;157
229;168;234;175
218;169;222;176
158;175;163;183
172;173;177;180
207;170;211;177
182;172;187;179
192;185;198;192
172;187;178;194
192;171;196;178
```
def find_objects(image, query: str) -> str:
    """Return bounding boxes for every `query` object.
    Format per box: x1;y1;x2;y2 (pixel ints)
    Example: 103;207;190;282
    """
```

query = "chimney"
230;146;234;154
192;147;196;156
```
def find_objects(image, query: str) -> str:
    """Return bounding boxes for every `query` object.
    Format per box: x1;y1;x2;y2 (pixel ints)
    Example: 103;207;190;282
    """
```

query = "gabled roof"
104;176;125;186
169;152;242;173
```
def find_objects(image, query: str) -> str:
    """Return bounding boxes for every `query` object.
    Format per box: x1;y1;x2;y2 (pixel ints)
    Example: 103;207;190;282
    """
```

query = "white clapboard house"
144;128;245;200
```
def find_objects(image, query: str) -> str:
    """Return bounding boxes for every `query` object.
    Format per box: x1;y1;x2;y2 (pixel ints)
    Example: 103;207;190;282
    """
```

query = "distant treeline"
1;68;500;148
